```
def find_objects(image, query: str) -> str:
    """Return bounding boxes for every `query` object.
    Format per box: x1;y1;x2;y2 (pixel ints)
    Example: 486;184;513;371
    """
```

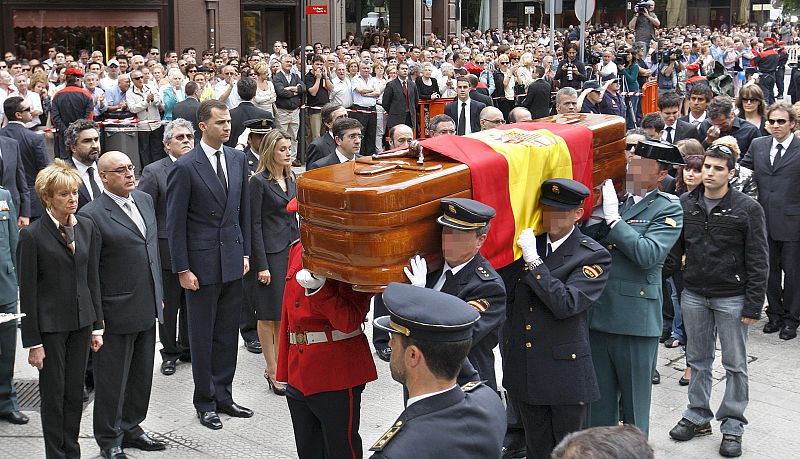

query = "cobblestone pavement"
3;311;800;458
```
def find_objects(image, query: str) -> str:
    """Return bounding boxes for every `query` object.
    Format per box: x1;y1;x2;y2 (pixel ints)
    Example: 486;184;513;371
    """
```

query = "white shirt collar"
335;148;354;164
772;133;794;151
200;139;223;160
689;112;706;124
406;384;458;408
47;208;78;228
442;256;473;276
546;226;575;254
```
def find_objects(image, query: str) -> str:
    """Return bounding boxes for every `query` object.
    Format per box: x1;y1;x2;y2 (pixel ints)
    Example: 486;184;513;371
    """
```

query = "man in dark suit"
373;198;505;392
519;66;551;119
467;74;494;108
445;77;485;135
381;62;418;134
64;119;104;212
308;117;362;171
225;77;272;148
741;102;800;340
504;179;611;459
166;99;253;430
369;284;505;458
1;96;46;222
305;103;347;168
138;119;194;376
658;91;702;144
171;82;200;141
82;151;166;459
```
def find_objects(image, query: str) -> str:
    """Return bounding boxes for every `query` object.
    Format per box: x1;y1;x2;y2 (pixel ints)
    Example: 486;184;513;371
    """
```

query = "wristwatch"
524;257;544;271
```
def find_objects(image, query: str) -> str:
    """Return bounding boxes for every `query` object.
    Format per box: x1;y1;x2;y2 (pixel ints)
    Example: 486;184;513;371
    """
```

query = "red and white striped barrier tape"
35;118;168;134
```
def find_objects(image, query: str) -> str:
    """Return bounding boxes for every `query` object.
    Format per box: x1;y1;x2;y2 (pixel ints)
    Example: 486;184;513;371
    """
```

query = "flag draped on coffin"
419;122;594;269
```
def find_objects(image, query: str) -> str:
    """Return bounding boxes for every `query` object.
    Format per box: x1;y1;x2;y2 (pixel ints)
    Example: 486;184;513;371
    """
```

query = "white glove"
403;255;428;287
296;269;325;290
601;179;621;225
517;228;539;263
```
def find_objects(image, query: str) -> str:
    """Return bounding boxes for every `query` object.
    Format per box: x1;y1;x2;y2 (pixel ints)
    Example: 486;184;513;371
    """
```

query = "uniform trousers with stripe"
286;384;365;459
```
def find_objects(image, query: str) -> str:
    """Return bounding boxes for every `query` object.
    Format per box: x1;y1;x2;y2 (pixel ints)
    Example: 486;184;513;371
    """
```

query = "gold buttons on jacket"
535;274;542;280
525;325;532;331
525;342;532;348
639;290;645;296
571;353;577;360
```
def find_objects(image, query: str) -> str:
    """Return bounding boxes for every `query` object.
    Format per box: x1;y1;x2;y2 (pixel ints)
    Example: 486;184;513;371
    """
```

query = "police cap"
540;178;590;209
437;198;496;231
634;139;686;165
244;116;274;135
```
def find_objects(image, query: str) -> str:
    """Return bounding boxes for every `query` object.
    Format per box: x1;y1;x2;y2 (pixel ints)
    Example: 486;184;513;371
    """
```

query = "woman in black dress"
249;129;299;395
416;63;441;100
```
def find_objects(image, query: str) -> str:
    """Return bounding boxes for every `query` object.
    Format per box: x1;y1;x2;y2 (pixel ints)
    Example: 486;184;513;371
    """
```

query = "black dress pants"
351;106;377;156
766;237;800;327
160;269;190;360
286;384;365;459
517;401;587;459
40;326;91;459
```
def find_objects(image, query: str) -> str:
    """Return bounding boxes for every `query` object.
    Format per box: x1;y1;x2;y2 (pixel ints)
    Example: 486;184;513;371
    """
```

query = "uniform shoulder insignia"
476;264;496;281
461;380;483;392
664;217;678;228
579;238;602;252
369;420;404;452
582;264;604;279
657;191;680;200
467;299;490;313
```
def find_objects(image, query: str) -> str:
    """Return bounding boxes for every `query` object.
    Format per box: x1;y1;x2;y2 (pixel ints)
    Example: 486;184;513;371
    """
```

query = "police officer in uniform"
0;187;24;425
503;179;612;459
373;198;506;390
583;140;684;436
369;283;506;458
242;118;274;175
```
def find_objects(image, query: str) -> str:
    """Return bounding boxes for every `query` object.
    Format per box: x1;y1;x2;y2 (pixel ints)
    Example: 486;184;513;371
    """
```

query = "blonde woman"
252;61;277;117
161;69;186;121
712;135;757;199
248;129;298;395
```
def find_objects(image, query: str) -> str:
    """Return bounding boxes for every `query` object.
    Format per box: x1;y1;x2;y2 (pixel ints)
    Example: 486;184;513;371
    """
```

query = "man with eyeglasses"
127;69;165;168
479;106;505;131
698;96;759;156
214;65;241;110
668;144;767;458
741;102;800;341
429;114;456;137
445;77;485;136
387;124;414;150
308;116;362;170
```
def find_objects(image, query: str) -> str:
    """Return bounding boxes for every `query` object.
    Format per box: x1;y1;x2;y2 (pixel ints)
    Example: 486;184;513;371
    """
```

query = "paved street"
3;309;800;458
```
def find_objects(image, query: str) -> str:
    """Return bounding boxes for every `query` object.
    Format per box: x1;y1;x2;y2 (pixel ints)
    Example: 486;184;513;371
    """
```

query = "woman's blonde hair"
35;159;82;207
712;135;741;162
255;129;295;181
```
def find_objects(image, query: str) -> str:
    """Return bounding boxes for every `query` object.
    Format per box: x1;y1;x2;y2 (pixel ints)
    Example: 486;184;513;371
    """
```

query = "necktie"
691;119;700;126
402;81;409;109
215;151;228;194
774;144;784;166
58;224;75;254
87;166;101;200
546;243;553;258
665;126;674;144
123;201;146;237
457;102;467;135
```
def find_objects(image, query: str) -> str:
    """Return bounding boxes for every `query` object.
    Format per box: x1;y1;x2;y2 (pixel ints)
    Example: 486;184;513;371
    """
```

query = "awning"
13;10;159;28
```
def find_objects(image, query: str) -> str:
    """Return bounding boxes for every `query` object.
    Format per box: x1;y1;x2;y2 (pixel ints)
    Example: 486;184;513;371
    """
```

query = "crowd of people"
1;10;800;459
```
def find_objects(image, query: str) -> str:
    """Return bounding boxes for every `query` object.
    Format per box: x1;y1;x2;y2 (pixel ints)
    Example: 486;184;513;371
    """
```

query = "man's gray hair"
556;87;578;105
64;119;99;151
163;118;195;146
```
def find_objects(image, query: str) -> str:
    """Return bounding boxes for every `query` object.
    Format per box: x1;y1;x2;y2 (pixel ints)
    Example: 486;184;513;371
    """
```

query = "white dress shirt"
72;159;104;200
200;140;228;188
431;257;472;291
456;98;474;135
771;134;794;165
546;226;575;256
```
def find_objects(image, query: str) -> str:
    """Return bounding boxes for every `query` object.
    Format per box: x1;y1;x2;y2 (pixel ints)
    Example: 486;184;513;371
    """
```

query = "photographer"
554;44;586;90
628;1;660;55
657;43;683;97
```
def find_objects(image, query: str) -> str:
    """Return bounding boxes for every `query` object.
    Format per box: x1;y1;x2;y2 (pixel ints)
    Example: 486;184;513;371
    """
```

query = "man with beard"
64;119;104;211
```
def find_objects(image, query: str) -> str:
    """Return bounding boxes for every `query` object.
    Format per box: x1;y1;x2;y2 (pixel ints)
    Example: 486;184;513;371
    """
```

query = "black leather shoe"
651;370;661;385
197;411;223;430
218;402;254;418
244;339;263;354
376;347;392;362
0;411;29;425
669;418;712;441
679;375;691;386
779;325;798;340
763;321;782;334
122;433;167;451
501;432;526;458
659;329;671;343
100;446;127;459
160;359;177;376
719;434;743;457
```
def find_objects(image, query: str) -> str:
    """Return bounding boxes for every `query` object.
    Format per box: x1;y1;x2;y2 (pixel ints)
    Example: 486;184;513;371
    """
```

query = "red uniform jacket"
276;243;377;395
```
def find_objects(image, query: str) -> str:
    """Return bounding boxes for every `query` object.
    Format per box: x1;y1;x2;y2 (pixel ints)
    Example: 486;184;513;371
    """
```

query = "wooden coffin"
297;113;626;292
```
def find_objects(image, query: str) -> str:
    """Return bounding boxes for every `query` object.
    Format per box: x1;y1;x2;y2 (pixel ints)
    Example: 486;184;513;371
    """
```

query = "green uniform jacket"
585;191;683;337
0;188;18;309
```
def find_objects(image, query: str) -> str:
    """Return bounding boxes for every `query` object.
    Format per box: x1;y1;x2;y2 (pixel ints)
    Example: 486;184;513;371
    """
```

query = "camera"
635;1;650;13
660;49;681;63
587;51;603;66
615;51;630;66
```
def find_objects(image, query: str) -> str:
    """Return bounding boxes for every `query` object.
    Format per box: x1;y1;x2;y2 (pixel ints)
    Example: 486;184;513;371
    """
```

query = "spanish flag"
419;123;594;269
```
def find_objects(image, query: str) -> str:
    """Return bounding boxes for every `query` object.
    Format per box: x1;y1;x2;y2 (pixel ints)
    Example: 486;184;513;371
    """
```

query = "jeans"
669;277;686;344
681;289;750;436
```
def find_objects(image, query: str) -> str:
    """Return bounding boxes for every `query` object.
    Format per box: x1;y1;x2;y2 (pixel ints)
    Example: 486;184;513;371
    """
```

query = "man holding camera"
628;1;660;55
657;44;683;98
554;44;586;91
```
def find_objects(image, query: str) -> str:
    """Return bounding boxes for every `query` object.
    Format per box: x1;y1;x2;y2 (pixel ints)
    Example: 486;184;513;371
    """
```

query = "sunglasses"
131;76;143;80
708;144;735;156
767;118;789;125
741;98;761;103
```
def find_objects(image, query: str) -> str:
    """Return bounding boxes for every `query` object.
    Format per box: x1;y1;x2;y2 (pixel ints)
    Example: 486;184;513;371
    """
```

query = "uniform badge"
448;204;456;215
551;185;560;194
582;264;603;279
665;217;677;228
467;299;490;312
369;420;404;451
461;380;483;392
0;201;8;211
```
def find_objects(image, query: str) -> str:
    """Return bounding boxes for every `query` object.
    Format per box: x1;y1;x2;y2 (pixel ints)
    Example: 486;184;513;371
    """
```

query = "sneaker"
719;434;742;457
668;418;712;441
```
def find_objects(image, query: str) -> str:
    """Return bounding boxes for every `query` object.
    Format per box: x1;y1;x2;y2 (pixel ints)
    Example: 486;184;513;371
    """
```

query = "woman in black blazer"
249;129;299;395
18;160;103;459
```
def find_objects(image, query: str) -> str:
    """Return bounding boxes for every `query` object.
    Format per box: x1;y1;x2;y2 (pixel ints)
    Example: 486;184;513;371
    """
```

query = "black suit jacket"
307;152;345;171
18;215;103;347
470;89;493;108
80;191;163;334
66;157;96;211
305;133;337;169
741;135;800;241
381;77;419;131
445;99;485;134
520;79;552;119
166;143;250;285
226;101;272;148
501;229;611;405
137;155;174;268
171;97;200;140
666;119;703;144
0;135;30;217
273;71;305;110
0;123;50;218
249;172;299;272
